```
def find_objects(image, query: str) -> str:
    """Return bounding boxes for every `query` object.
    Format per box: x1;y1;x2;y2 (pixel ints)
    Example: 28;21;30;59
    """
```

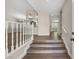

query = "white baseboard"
62;37;72;58
17;49;27;59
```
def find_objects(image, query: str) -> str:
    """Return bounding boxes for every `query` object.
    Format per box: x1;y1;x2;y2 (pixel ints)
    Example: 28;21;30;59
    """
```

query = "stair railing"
5;19;34;59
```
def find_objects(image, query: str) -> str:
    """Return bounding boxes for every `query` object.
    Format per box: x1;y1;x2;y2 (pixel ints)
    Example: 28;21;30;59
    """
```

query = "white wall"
62;0;72;58
38;12;50;36
72;0;74;32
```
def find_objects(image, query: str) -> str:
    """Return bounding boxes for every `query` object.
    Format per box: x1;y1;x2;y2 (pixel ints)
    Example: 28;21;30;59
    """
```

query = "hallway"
5;0;73;59
23;35;71;59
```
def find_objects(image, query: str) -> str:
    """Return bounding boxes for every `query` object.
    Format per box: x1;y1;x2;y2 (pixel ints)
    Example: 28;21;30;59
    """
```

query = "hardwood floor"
22;35;71;59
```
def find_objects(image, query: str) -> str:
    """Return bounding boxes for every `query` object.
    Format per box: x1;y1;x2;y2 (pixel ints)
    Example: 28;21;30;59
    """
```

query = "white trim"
5;22;8;55
62;37;72;58
20;24;22;45
16;24;18;48
6;38;33;59
17;43;30;59
11;23;14;51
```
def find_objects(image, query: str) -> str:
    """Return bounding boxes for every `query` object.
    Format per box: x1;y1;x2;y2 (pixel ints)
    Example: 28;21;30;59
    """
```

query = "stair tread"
29;47;65;50
31;44;64;45
31;44;64;48
27;49;67;54
28;49;66;51
33;40;63;42
33;42;63;44
33;40;63;44
26;53;69;56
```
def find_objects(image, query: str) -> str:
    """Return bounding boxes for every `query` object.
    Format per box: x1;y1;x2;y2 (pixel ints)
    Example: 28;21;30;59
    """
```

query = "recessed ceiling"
27;0;65;14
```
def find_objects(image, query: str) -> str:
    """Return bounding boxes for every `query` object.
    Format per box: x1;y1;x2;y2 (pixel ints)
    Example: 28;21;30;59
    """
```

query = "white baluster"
24;24;26;43
11;23;14;51
6;22;8;55
20;24;22;46
31;24;34;40
16;24;18;48
23;24;24;44
25;24;27;42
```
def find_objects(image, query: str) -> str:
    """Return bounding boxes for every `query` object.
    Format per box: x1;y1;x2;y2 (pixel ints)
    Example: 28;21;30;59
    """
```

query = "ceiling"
6;0;66;20
27;0;65;14
5;0;37;20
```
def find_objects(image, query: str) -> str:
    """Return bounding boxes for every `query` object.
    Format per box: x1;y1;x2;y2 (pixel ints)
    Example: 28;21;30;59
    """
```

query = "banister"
5;19;34;59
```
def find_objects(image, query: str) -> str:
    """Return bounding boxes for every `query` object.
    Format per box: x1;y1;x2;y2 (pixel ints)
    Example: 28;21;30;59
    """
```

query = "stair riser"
27;53;69;56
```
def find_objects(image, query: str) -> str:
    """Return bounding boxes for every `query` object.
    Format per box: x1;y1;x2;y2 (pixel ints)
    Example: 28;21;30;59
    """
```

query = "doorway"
50;15;61;40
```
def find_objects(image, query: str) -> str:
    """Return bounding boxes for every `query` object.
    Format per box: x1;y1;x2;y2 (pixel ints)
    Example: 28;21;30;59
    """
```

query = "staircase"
23;36;71;59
